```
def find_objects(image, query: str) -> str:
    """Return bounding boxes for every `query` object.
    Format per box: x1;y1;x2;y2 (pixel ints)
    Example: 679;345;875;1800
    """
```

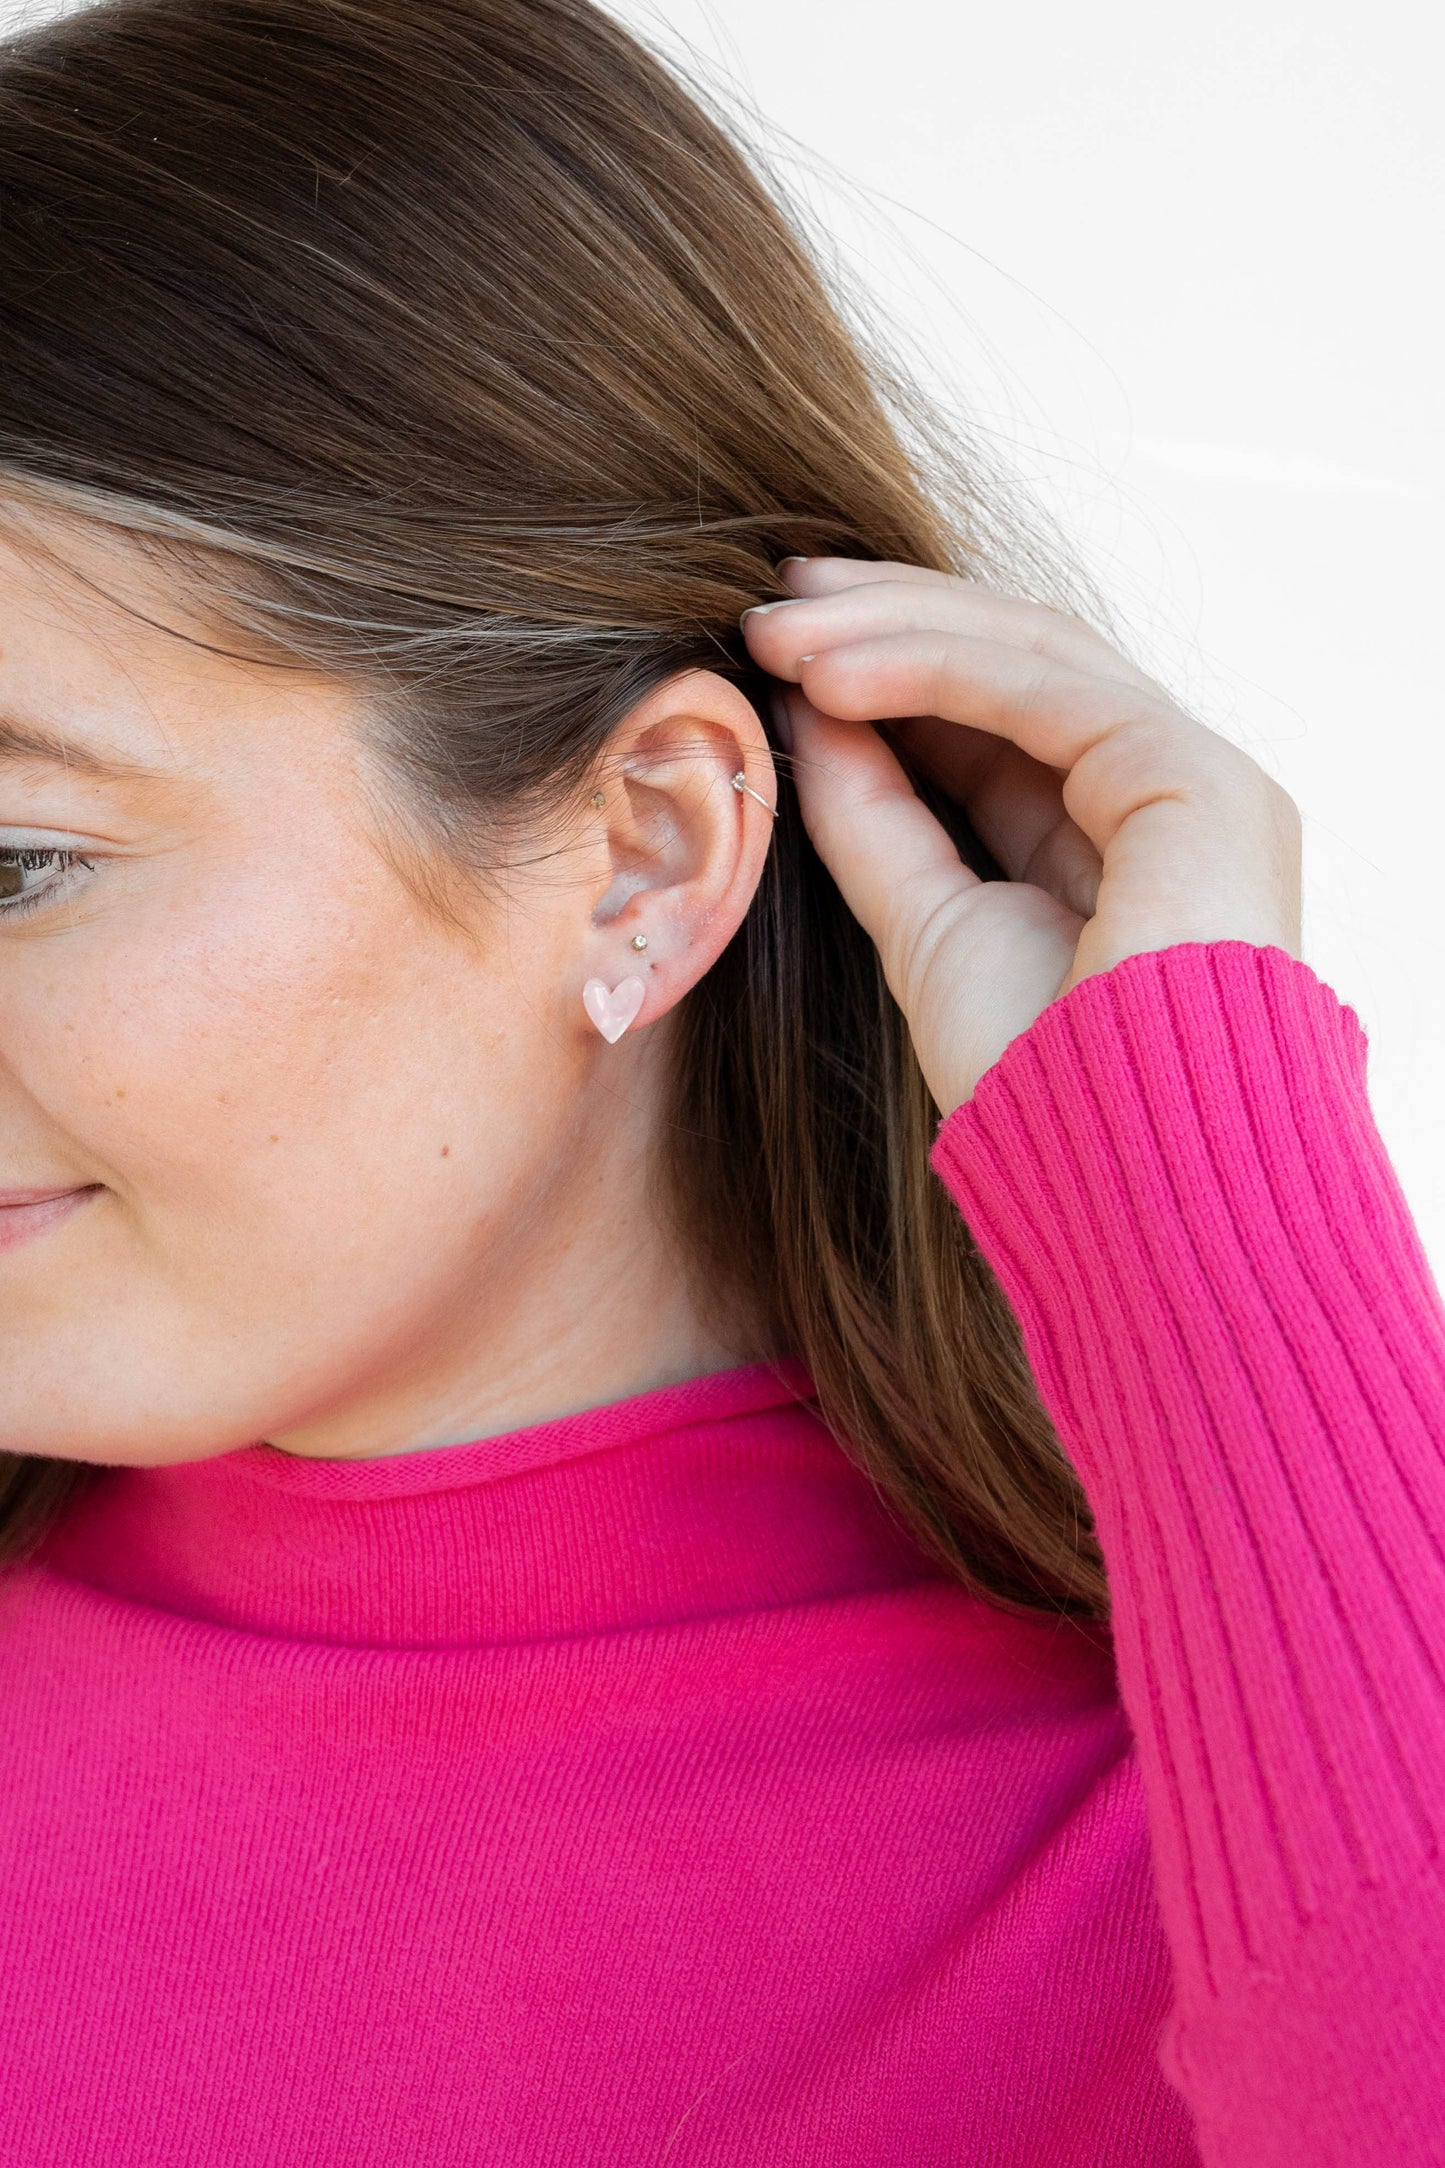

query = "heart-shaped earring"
582;974;646;1044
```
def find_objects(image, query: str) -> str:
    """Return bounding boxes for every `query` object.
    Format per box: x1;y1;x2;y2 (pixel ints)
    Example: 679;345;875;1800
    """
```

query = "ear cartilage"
732;770;778;818
582;975;646;1044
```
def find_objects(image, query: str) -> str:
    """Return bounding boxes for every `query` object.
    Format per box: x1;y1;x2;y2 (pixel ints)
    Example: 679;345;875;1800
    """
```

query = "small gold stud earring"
630;933;648;951
591;789;606;809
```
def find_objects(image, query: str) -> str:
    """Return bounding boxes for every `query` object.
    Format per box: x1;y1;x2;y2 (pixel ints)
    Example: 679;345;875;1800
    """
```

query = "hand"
742;558;1303;1115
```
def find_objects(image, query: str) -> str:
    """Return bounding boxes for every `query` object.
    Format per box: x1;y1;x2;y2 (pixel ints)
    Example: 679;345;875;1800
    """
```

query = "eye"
0;845;97;922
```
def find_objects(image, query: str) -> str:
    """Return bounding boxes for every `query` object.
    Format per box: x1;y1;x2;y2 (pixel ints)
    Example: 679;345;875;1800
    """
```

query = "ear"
578;669;778;1039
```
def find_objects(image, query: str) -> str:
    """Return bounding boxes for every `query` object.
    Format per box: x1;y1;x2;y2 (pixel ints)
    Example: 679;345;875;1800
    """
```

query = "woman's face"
0;506;772;1465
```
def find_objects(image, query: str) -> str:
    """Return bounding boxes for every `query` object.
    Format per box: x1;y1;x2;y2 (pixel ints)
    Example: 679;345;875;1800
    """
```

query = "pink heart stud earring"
583;974;646;1044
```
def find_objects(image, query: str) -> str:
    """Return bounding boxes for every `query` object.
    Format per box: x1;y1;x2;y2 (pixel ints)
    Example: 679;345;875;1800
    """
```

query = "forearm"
930;939;1445;2165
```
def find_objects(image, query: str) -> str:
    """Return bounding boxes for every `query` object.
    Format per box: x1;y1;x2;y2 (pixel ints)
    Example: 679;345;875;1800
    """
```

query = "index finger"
790;630;1230;852
752;562;1164;697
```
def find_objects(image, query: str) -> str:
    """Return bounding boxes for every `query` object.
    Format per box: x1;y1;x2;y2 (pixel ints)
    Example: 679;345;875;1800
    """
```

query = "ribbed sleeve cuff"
928;941;1445;1996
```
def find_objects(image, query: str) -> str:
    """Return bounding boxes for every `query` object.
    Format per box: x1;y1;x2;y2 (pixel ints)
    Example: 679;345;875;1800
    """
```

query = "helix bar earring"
732;771;778;818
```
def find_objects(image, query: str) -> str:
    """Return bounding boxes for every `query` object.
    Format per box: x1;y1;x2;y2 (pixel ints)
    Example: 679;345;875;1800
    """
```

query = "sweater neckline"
222;1355;819;1499
33;1353;940;1647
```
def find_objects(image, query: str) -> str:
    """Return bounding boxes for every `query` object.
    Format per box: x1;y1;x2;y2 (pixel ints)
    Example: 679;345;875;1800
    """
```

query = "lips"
0;1185;100;1250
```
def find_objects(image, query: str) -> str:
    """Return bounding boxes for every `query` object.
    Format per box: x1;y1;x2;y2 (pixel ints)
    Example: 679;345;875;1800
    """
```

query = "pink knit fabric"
1;940;1441;2165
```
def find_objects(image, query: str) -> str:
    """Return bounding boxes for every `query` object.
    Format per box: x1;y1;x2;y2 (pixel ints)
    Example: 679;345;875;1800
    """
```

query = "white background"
3;0;1441;1268
609;0;1445;1273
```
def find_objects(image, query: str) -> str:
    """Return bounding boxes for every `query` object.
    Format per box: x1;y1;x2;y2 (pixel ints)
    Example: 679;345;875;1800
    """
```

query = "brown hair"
0;0;1112;1619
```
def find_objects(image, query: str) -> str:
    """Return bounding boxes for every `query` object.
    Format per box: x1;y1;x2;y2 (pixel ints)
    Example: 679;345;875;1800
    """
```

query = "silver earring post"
732;770;778;819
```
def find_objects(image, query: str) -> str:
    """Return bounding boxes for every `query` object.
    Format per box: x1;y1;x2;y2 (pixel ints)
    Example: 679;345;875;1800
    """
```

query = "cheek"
9;859;569;1249
0;825;591;1463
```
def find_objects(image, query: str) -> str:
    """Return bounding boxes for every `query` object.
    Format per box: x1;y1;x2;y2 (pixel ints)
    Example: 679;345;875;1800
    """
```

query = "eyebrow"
0;716;163;784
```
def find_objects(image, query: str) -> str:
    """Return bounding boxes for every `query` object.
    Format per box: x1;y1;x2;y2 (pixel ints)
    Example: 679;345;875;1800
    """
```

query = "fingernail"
740;598;804;623
778;556;810;570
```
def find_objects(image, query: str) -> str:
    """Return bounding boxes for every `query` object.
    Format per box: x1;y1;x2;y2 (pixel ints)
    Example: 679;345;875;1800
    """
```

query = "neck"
263;1021;763;1463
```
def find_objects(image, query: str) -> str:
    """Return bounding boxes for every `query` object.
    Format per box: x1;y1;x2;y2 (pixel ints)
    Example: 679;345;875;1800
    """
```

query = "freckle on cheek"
268;1134;279;1144
440;1146;450;1158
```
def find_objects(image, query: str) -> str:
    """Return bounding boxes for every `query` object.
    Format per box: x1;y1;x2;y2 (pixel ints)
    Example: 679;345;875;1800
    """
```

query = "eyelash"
0;847;97;922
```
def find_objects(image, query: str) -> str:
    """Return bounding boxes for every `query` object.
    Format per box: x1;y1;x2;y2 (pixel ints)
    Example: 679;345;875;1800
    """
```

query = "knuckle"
1010;651;1061;721
1055;607;1104;644
1265;774;1304;830
1210;748;1303;824
891;877;969;992
1091;704;1186;771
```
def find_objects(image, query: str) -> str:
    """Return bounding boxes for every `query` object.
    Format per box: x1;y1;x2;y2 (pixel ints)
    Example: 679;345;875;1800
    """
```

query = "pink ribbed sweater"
2;941;1443;2166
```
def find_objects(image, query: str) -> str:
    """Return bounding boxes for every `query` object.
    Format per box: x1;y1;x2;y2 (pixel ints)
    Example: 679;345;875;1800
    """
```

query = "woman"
0;0;1439;2160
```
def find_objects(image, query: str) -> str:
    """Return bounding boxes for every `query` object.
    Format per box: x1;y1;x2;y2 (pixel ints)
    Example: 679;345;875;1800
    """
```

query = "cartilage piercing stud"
630;933;648;951
732;770;778;819
591;790;606;808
